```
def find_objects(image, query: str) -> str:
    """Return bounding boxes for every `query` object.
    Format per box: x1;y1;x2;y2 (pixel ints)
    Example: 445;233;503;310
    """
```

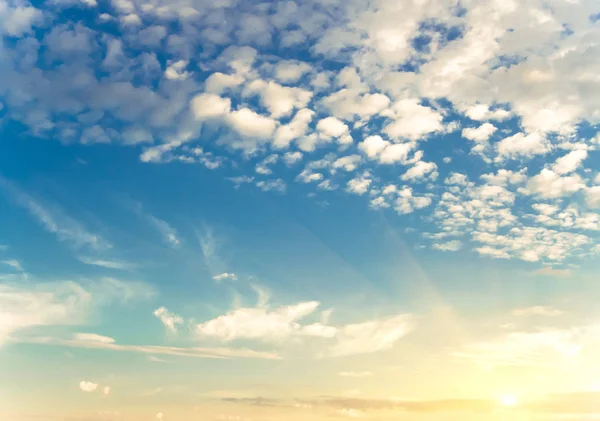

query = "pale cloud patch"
512;306;564;317
552;150;588;175
462;123;497;142
338;371;373;378
1;259;23;271
496;132;550;159
213;273;238;282
0;178;110;251
525;169;585;199
154;307;184;333
383;99;443;141
80;381;98;392
77;257;133;270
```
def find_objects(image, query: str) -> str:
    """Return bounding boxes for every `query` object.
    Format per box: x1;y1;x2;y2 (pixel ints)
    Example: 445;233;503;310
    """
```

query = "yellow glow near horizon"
500;395;518;407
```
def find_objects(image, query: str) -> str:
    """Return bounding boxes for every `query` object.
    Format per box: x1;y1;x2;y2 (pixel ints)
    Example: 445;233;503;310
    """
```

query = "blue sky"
1;0;600;420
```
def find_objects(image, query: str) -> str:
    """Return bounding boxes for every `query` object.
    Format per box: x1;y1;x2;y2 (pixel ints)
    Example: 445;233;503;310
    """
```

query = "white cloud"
433;240;463;252
22;332;279;360
462;123;497;142
283;151;303;166
273;109;314;149
227;108;277;139
274;60;312;84
154;307;184;333
256;179;286;193
526;169;585;199
196;301;323;342
103;386;111;396
80;381;98;392
358;135;388;158
164;60;190;81
316;117;349;139
327;314;414;357
401;161;438;182
191;93;231;120
243;80;312;118
586;186;600;208
77;257;132;270
143;212;181;248
497;132;550;159
213;272;238;282
346;173;372;195
204;72;245;94
552;150;588;175
333;155;361;172
464;104;511;121
383;99;443;140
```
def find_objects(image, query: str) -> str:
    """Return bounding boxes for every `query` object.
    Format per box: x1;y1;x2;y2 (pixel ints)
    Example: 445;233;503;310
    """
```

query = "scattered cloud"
79;381;98;392
213;273;238;282
77;257;133;270
154;307;184;333
531;267;572;278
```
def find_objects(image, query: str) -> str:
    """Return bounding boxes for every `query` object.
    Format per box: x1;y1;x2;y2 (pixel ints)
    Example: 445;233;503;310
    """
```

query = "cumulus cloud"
79;381;98;392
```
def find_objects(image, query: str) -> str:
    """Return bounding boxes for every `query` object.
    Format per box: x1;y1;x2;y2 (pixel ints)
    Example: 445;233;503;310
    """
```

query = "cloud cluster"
0;0;598;264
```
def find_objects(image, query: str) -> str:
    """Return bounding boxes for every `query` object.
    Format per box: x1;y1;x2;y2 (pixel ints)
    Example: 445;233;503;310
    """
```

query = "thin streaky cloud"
0;177;110;251
17;334;281;360
78;256;134;270
132;201;181;248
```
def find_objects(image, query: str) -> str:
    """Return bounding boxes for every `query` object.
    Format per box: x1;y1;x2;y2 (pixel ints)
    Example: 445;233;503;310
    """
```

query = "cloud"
512;306;564;317
1;259;23;271
338;371;373;378
77;257;133;270
462;123;497;142
213;273;238;282
132;203;181;248
496;132;550;159
326;314;414;357
154;307;184;333
103;386;111;396
20;333;280;360
195;301;324;342
0;178;110;251
79;381;98;392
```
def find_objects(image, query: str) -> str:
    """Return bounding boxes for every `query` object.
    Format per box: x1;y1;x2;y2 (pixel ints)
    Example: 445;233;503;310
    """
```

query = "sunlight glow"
500;395;518;407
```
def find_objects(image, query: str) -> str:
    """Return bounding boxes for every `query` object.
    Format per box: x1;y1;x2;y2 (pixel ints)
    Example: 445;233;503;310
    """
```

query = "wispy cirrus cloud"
132;202;181;249
77;256;134;270
19;333;280;360
0;177;110;251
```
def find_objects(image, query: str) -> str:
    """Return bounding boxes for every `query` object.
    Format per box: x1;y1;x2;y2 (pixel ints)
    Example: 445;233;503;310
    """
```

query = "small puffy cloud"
462;123;497;142
586;186;600;208
464;104;510;121
394;188;432;215
244;80;312;118
333;155;361;172
80;381;98;392
346;173;372;195
283;151;303;166
297;169;324;183
273;109;314;149
433;240;463;252
552;150;588;175
204;72;245;94
227;108;277;139
256;179;286;193
358;135;388;158
512;306;563;317
195;301;323;342
526;169;585;199
154;307;184;332
213;272;238;282
401;161;438;182
497;132;550;159
383;99;443;140
191;94;231;120
103;386;111;396
164;60;190;81
274;60;312;84
316;117;349;139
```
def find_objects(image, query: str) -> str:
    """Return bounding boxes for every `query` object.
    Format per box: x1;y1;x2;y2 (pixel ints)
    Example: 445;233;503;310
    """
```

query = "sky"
0;0;600;420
